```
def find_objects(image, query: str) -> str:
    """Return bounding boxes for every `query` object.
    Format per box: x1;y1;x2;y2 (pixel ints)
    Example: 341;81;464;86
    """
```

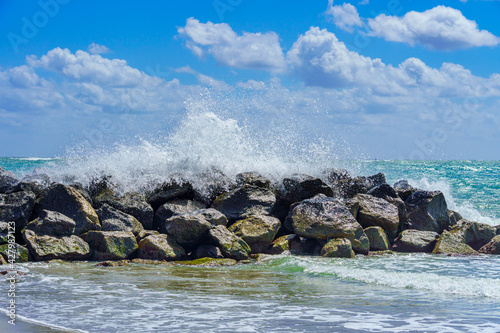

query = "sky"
0;0;499;159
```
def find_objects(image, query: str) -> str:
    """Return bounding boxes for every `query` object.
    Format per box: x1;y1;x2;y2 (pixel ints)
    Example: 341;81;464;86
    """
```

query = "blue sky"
0;0;499;159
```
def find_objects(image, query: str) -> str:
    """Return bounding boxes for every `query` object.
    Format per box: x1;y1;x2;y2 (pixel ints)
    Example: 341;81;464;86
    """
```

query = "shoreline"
0;309;84;333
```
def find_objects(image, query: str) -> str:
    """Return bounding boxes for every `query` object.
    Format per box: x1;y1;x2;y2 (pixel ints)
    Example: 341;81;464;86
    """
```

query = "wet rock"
392;229;439;253
192;168;237;205
479;235;500;254
364;226;390;251
212;185;276;223
191;208;228;227
97;204;144;236
81;231;138;260
23;230;90;261
236;172;271;189
136;230;160;243
195;244;224;259
146;178;194;211
352;194;400;240
174;257;238;266
0;222;10;244
432;230;477;255
366;184;398;199
268;234;297;254
69;183;93;206
289;236;322;255
164;211;212;246
280;174;333;204
321;168;351;185
332;177;371;199
286;194;369;254
454;219;497;250
320;238;355;258
95;260;129;267
383;196;408;234
393;180;416;201
0;167;19;193
137;234;185;261
404;190;450;233
228;215;281;253
35;184;100;234
95;192;154;230
0;243;30;263
154;199;206;232
24;210;76;236
0;191;36;230
7;181;45;197
448;210;463;227
208;225;251;260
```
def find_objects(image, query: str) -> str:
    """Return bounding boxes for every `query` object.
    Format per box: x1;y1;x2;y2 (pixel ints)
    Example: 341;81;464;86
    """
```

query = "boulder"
479;235;500;254
95;192;154;230
23;210;76;236
174;257;238;266
0;243;29;263
321;168;351;185
7;181;45;198
137;234;185;261
97;204;144;236
289;236;322;255
191;208;228;226
164;211;212;246
448;210;463;227
136;230;160;243
432;230;477;255
393;180;416;201
208;225;251;260
404;191;451;233
35;184;100;234
332;177;371;199
364;226;390;251
454;220;497;250
81;231;138;260
212;185;276;223
228;215;281;252
320;238;355;258
352;194;400;240
192;168;236;204
0;191;36;230
392;229;439;253
280;174;333;204
0;167;19;193
153;199;206;232
366;184;398;199
384;196;408;232
286;194;369;254
268;234;297;254
195;244;224;259
146;178;194;210
235;172;271;189
0;222;9;244
23;230;90;261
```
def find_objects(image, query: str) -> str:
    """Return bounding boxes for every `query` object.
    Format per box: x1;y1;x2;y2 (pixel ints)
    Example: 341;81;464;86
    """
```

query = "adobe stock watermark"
213;0;243;21
5;222;17;325
7;0;71;54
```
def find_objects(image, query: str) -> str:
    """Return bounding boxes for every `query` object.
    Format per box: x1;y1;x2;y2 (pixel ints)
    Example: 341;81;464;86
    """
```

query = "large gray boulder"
320;238;355;258
366;184;398;199
164;210;213;246
0;167;19;193
81;231;138;260
432;220;495;255
280;174;333;204
137;234;185;261
352;194;400;239
35;184;100;234
212;185;276;222
208;225;251;260
404;190;451;233
331;174;384;199
364;226;390;251
392;229;439;253
97;204;144;236
432;230;477;255
228;215;281;252
94;192;154;230
0;243;30;263
146;178;194;210
23;229;90;261
286;194;369;254
479;235;500;254
24;210;76;236
154;199;205;232
0;191;36;230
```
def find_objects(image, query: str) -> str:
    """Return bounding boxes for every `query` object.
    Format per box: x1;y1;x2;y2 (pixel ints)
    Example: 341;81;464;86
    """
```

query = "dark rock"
192;168;237;205
191;208;228;227
154;199;205;232
0;167;19;193
0;222;8;244
174;257;238;266
0;243;29;263
88;175;115;199
268;234;297;254
479;235;500;254
208;225;251;260
212;185;276;223
332;177;371;199
228;215;281;252
81;231;138;260
164;211;212;246
23;230;90;261
286;194;369;254
321;168;351;185
69;183;93;206
96;204;144;236
454;219;497;250
7;181;45;197
404;190;450;233
195;244;224;259
393;180;416;201
289;237;322;255
95;192;154;230
137;234;185;261
0;191;36;230
35;184;100;234
24;210;76;236
364;226;390;251
236;172;271;189
320;238;355;258
95;260;129;267
366;184;398;199
352;194;400;240
448;210;463;227
367;173;386;187
136;230;160;243
392;229;439;253
147;178;194;211
384;196;408;234
281;174;333;204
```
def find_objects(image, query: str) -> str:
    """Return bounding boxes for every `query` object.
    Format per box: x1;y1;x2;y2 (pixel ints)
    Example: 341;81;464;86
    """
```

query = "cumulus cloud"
177;18;286;72
87;43;111;55
367;5;500;50
325;1;363;32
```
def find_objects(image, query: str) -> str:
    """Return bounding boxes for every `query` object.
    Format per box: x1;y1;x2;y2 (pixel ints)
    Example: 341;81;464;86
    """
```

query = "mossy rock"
432;229;477;255
81;231;138;260
364;226;390;251
173;257;237;266
0;243;30;263
320;238;355;258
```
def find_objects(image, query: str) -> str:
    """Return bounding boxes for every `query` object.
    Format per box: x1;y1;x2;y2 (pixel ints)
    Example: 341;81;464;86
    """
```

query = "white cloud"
325;1;363;32
237;79;266;90
177;18;286;72
368;5;500;50
87;43;111;55
358;0;369;5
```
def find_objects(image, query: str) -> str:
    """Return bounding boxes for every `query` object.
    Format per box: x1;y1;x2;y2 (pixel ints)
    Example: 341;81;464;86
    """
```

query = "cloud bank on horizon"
0;1;499;159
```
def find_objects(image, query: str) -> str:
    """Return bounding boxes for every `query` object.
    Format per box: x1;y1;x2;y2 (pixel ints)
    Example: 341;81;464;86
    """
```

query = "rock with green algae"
268;234;297;254
364;226;390;251
433;219;496;255
392;229;439;253
432;230;477;255
23;230;90;261
0;243;30;263
130;258;174;265
136;230;160;243
173;257;238;266
81;231;138;260
208;225;251;260
228;215;281;252
479;235;500;254
96;204;144;236
137;234;185;261
320;238;355;258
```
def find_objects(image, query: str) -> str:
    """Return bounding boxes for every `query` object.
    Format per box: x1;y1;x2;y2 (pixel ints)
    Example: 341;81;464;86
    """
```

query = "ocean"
1;139;499;332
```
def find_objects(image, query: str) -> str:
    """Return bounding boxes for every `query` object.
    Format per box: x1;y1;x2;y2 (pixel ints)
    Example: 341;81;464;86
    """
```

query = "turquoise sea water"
1;158;499;332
